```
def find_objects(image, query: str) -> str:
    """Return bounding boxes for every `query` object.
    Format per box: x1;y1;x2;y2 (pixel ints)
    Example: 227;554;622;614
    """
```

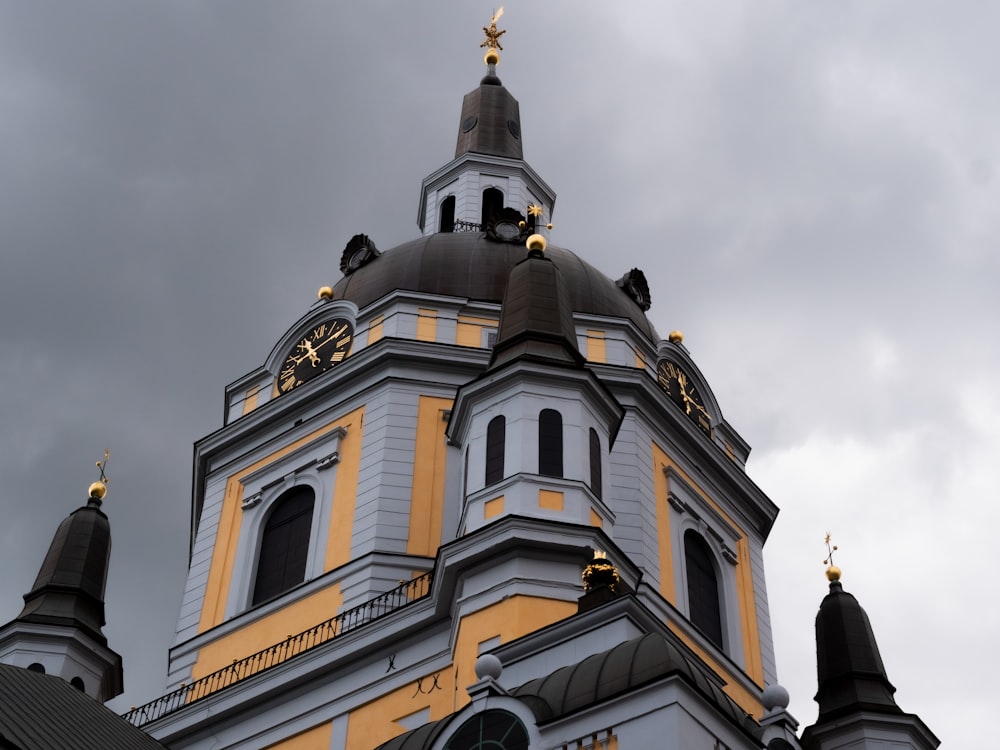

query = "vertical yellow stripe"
325;407;366;570
242;386;260;415
651;442;676;604
368;315;384;344
416;308;437;342
407;396;452;556
586;329;607;363
736;537;763;683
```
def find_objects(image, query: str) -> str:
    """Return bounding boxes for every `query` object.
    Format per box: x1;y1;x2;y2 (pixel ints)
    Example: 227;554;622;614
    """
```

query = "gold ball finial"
318;286;334;300
826;565;841;582
89;481;107;501
668;330;684;343
526;233;547;253
484;48;500;66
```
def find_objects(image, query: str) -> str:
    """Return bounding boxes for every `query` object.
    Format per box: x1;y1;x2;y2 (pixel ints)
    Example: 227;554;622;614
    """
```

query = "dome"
332;232;659;342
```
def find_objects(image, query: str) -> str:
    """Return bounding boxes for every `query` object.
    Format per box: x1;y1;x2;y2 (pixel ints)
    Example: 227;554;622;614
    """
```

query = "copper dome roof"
332;232;658;342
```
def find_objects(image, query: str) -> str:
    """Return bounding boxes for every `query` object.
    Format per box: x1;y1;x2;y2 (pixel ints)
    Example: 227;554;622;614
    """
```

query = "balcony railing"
122;571;433;727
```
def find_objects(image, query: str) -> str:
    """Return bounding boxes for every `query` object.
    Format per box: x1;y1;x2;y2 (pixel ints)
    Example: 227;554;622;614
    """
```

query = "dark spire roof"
488;247;585;371
14;496;112;645
812;579;900;721
454;64;524;160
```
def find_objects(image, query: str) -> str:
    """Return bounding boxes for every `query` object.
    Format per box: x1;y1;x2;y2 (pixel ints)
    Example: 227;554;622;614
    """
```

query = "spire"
0;457;124;702
455;8;523;160
812;574;899;720
489;233;584;371
802;538;939;750
16;484;113;642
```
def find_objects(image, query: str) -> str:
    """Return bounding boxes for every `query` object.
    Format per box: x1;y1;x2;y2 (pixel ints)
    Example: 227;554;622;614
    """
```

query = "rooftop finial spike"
823;532;841;582
89;448;110;504
481;7;506;66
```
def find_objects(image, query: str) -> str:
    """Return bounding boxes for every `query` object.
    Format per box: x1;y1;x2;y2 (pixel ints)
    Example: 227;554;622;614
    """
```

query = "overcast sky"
1;3;994;745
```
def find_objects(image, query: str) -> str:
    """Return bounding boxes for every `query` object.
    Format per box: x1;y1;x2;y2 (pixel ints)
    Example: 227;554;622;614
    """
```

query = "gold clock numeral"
337;335;351;348
331;324;348;338
330;351;346;363
312;323;326;339
280;375;298;392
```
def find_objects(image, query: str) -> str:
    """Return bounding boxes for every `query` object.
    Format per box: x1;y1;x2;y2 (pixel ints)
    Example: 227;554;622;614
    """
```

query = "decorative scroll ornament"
340;234;380;276
616;268;652;311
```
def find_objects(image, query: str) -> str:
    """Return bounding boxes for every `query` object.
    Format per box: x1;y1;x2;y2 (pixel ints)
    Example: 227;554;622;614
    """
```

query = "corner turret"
0;463;124;702
801;558;938;750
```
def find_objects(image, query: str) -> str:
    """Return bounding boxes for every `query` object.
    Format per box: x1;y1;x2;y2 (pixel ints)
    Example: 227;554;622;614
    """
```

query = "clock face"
278;319;354;394
656;360;712;436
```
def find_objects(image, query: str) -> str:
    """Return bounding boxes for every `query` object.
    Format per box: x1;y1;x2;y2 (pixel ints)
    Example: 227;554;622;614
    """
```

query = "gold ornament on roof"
89;449;110;501
318;286;334;300
668;330;684;344
582;550;620;592
823;532;841;581
481;7;506;65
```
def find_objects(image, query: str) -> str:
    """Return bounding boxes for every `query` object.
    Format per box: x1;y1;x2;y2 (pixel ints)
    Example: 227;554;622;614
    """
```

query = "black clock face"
278;319;354;393
656;360;712;436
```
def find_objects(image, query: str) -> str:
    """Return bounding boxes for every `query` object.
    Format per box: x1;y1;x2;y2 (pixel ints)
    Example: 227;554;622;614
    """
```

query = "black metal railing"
452;220;482;232
122;572;433;727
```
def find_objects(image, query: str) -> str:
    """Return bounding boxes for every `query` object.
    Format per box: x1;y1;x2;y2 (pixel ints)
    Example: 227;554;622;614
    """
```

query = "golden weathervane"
89;449;110;501
481;7;506;51
823;532;841;581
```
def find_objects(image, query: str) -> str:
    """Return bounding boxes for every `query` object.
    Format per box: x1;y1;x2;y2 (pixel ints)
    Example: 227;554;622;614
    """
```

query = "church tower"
0;473;123;703
126;15;801;749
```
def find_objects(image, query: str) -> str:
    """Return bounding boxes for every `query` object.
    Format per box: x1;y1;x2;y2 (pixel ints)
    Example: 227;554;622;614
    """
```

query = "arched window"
684;530;724;649
439;195;456;233
444;710;529;750
481;187;503;227
589;428;602;499
70;676;85;692
252;486;315;606
27;663;45;674
485;415;506;486
538;409;563;478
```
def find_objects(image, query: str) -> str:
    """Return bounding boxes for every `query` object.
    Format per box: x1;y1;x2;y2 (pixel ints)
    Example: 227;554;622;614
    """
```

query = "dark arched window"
253;486;315;605
27;663;45;674
444;710;529;750
589;428;602;499
70;676;85;692
439;195;456;233
485;415;506;486
481;187;503;227
685;530;723;649
538;409;563;478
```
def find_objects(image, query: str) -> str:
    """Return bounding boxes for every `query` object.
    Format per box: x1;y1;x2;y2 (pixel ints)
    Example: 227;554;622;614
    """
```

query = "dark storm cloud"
0;3;993;744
